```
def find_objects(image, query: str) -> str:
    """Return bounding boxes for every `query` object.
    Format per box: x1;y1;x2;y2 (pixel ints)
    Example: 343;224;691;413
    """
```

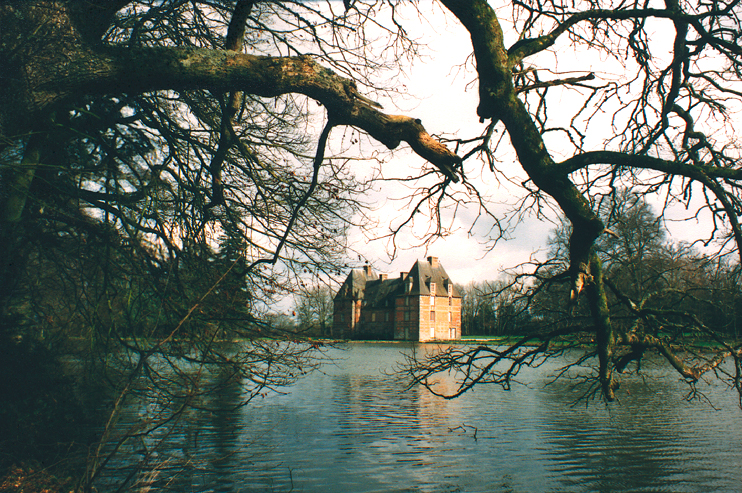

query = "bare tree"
294;285;334;337
407;189;742;403
0;1;460;488
460;280;527;336
399;0;742;403
2;0;742;485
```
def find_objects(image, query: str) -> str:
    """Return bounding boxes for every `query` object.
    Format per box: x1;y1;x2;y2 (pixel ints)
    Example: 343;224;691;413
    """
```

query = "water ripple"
96;344;742;492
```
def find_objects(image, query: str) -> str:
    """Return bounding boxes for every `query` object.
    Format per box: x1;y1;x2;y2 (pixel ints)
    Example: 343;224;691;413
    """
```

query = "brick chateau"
332;257;462;341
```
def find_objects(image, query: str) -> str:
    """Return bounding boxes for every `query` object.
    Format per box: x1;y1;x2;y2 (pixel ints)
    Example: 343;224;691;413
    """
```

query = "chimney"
427;256;439;268
364;265;373;276
379;274;388;281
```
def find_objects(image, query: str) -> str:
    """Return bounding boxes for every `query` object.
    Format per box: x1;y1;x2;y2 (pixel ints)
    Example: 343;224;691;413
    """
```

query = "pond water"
99;342;742;492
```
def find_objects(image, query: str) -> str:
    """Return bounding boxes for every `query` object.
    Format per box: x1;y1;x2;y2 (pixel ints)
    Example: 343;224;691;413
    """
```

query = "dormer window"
406;277;413;294
430;283;436;295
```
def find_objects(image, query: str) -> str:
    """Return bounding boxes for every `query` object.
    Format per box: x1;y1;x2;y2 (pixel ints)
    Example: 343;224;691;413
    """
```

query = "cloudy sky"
325;1;724;290
329;4;572;286
290;0;726;296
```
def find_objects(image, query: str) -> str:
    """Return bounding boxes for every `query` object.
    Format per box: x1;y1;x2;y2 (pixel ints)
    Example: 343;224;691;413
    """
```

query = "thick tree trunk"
440;0;604;284
1;131;46;224
441;0;616;399
0;128;51;324
585;252;618;400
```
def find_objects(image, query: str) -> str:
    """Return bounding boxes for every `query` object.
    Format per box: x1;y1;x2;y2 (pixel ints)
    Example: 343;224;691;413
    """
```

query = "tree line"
460;192;741;340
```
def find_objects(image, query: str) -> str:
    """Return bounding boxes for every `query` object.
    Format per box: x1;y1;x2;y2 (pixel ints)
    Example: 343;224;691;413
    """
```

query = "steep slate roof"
334;267;376;300
405;259;462;298
334;258;461;302
363;277;403;308
334;265;402;307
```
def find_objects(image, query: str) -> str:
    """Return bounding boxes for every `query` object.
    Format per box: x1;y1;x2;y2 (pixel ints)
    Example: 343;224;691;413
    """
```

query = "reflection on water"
97;343;742;492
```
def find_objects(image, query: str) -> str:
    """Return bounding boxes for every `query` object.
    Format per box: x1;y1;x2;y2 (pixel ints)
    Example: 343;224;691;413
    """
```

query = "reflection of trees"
193;369;246;492
533;356;739;491
87;360;251;491
78;344;742;491
82;341;319;491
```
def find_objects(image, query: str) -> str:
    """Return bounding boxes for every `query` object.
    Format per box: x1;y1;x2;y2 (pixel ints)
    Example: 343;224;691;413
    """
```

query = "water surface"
102;342;742;492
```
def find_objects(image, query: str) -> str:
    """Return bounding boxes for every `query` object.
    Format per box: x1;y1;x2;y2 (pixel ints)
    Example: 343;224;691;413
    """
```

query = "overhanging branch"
559;150;742;180
39;46;463;182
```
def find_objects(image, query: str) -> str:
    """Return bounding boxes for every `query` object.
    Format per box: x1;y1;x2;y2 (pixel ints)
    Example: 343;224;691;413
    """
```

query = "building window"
404;311;410;321
371;313;376;322
430;283;436;295
447;311;451;322
450;328;456;339
406;277;413;294
340;313;344;322
430;310;435;322
449;295;452;306
430;294;435;306
405;296;410;306
430;327;435;338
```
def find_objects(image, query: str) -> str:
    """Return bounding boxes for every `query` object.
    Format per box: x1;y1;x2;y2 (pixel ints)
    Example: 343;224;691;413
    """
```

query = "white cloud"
319;1;735;293
333;2;555;285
